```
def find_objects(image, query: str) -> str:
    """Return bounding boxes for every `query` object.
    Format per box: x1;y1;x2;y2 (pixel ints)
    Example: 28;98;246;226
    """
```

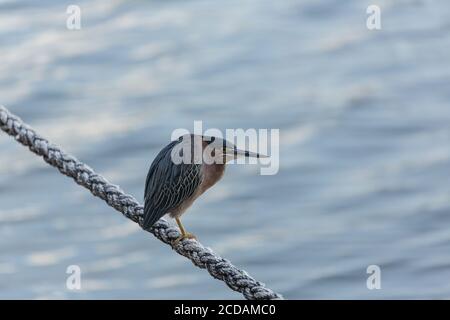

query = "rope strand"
0;105;283;300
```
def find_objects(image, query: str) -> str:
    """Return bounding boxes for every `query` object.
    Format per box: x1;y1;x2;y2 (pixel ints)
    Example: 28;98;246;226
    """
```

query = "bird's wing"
143;142;203;229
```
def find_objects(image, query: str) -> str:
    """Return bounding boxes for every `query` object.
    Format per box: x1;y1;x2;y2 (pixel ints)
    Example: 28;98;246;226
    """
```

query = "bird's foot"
173;232;197;246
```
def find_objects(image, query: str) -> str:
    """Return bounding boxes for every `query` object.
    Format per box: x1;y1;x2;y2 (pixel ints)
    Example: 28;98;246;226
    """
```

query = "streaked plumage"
143;134;264;243
143;139;203;229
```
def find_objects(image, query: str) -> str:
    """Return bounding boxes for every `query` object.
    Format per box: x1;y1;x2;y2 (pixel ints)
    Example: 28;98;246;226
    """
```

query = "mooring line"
0;105;283;300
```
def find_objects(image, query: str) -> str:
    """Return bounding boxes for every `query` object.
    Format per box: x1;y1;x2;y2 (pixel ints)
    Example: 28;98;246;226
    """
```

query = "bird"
143;134;265;244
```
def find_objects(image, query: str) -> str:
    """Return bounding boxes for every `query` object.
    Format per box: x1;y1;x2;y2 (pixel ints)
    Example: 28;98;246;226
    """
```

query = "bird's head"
201;135;266;164
175;134;266;165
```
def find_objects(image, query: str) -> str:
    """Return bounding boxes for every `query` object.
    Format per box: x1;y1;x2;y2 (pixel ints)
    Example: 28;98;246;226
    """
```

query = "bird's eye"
207;137;216;145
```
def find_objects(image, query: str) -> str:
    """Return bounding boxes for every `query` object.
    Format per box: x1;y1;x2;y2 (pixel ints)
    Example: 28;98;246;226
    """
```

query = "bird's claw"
173;232;197;246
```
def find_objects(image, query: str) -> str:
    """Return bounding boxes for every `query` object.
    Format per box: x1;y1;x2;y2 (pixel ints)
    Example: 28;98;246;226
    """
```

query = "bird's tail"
142;203;162;230
142;216;159;231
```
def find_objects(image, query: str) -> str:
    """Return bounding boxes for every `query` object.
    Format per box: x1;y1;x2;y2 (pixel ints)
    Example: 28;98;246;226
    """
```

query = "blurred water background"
1;0;449;299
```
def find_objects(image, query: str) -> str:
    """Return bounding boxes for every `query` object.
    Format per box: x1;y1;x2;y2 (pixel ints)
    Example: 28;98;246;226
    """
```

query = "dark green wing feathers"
143;140;203;229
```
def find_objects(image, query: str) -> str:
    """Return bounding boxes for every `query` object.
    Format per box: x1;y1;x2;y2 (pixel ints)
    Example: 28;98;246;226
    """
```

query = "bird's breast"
200;163;225;193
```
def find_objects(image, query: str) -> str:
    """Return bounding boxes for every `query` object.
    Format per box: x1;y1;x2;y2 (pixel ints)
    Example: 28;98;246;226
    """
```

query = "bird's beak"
224;146;268;158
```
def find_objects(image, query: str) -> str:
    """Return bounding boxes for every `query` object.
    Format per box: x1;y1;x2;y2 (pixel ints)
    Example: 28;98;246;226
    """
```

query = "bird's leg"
173;217;196;245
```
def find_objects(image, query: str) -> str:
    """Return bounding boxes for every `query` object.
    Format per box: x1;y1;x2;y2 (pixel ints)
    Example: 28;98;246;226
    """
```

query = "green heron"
143;134;264;244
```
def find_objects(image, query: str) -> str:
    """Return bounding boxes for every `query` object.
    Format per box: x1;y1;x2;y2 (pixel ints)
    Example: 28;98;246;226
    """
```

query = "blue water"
1;0;449;299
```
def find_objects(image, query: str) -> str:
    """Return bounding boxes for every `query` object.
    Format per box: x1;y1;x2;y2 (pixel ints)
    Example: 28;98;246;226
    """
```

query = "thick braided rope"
0;106;283;300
